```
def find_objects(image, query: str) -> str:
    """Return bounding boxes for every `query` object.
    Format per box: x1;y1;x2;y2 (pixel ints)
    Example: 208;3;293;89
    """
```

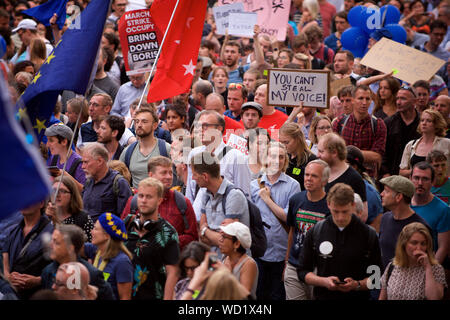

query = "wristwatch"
201;226;208;237
355;280;361;291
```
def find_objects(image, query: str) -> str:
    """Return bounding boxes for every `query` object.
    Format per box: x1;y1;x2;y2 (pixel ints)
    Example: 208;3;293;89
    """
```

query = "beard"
136;128;152;138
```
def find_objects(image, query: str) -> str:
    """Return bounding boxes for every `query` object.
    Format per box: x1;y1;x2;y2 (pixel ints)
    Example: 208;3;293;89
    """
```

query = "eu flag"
0;71;51;220
16;0;111;141
22;0;69;30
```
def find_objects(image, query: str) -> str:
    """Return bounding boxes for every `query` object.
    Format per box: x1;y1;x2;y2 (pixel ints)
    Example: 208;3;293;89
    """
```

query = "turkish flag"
147;0;207;103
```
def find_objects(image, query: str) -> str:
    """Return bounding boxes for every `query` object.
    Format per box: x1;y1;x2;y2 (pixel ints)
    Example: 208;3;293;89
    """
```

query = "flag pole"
136;0;181;111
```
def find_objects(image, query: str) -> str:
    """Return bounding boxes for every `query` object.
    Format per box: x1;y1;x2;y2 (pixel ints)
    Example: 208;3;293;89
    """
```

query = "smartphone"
47;166;60;177
208;254;218;271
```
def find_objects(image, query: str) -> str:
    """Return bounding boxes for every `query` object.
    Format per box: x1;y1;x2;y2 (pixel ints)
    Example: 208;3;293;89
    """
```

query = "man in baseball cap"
378;175;431;268
11;18;53;64
241;102;263;131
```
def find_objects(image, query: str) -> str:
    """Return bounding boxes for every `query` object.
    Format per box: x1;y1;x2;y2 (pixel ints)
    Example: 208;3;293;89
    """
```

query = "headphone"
132;216;157;232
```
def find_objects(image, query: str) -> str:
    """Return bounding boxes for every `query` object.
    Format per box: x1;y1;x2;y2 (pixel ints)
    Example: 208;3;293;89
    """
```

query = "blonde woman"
279;122;317;190
84;213;133;300
250;141;300;300
308;115;332;155
400;109;450;177
379;223;447;300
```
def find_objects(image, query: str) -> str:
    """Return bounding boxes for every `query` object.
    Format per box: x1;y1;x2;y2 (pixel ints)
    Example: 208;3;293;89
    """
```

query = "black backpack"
337;114;378;136
203;184;268;259
50;155;82;177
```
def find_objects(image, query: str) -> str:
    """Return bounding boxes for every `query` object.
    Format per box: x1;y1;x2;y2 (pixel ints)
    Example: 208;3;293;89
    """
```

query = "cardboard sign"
330;77;352;97
226;133;248;155
228;12;258;38
118;9;161;76
267;69;330;108
213;2;245;35
218;0;291;41
360;37;446;84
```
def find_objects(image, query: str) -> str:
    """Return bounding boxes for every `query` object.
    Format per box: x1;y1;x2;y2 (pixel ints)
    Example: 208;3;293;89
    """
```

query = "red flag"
147;0;207;103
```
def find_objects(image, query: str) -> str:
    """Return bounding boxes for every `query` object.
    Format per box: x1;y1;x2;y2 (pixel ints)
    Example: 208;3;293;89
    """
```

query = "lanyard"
93;251;108;272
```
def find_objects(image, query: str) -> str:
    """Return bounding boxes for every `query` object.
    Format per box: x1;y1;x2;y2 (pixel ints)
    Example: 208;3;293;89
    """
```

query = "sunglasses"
400;85;416;97
228;83;243;90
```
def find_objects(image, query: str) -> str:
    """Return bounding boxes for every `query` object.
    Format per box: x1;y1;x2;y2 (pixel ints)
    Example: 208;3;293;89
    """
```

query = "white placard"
213;2;244;35
267;69;330;108
228;12;258;38
226;133;248;156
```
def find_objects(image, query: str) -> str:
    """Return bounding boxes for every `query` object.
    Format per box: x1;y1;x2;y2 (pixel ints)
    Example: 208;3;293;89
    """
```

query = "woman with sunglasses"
45;175;94;242
174;241;210;300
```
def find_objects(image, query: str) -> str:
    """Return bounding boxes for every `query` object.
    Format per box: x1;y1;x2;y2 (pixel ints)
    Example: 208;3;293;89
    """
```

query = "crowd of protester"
0;0;449;301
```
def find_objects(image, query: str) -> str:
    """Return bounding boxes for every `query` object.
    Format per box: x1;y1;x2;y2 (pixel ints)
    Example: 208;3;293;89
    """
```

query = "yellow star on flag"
17;107;27;120
31;72;42;84
33;118;46;133
45;52;56;65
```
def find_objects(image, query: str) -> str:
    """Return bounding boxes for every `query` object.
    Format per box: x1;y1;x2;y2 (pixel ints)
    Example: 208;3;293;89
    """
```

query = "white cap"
13;19;37;33
220;222;252;249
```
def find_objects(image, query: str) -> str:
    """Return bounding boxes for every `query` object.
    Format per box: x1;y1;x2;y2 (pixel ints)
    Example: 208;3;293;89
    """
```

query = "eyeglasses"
200;123;221;130
220;234;234;240
228;83;243;90
52;188;71;195
400;85;416;97
184;265;199;272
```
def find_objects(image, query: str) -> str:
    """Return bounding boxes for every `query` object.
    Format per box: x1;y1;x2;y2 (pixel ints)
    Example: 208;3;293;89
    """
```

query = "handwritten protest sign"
227;133;248;155
213;2;244;35
228;12;258;37
218;0;291;41
267;69;330;108
360;37;446;84
118;9;161;75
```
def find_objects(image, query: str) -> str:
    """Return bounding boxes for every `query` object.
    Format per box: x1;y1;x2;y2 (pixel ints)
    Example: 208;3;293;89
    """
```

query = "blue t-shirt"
286;191;330;266
411;196;450;250
365;181;383;225
431;177;450;205
84;243;133;299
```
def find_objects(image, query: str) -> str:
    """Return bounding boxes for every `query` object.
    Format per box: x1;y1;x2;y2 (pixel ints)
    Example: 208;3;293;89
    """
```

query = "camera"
208;254;218;271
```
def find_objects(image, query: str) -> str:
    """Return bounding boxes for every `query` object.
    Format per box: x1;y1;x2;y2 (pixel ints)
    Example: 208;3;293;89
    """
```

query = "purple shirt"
47;151;86;184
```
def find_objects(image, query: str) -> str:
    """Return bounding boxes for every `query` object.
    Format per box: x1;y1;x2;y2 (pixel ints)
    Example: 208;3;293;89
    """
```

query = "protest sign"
213;2;244;35
267;69;330;108
118;9;161;75
360;37;446;84
227;133;248;156
330;77;352;97
228;12;258;37
218;0;291;41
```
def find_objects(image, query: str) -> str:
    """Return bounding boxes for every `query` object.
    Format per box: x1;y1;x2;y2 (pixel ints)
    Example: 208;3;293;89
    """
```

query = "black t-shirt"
325;166;367;202
286;153;317;191
287;191;330;266
379;211;431;269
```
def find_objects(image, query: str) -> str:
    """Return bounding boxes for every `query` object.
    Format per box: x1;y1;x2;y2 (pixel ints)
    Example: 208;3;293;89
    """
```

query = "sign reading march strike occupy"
118;9;161;75
267;69;330;108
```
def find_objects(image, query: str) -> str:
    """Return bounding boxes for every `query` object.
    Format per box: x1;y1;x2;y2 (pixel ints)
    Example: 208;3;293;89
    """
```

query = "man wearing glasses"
186;110;251;222
107;0;128;24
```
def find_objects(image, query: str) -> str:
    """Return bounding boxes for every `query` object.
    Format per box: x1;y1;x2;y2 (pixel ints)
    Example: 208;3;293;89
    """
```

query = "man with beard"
120;107;171;188
333;50;366;85
332;85;387;178
96;115;126;160
124;177;179;300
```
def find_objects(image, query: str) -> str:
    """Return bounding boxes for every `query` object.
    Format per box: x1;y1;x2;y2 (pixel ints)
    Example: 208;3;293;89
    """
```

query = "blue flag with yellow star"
17;0;111;141
0;68;51;220
22;0;69;30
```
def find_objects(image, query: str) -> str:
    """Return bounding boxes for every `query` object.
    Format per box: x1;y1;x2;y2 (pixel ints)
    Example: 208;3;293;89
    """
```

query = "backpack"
123;139;169;184
129;189;189;230
202;184;268;259
337;114;378;136
50;155;82;178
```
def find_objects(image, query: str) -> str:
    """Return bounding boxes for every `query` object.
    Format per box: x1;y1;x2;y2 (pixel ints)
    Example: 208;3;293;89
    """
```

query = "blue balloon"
341;27;369;54
380;5;401;25
385;24;407;43
361;7;382;36
347;5;366;28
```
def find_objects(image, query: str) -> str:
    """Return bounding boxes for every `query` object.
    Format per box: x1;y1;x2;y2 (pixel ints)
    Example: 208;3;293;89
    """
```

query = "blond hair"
201;269;246;300
280;122;312;166
138;177;164;198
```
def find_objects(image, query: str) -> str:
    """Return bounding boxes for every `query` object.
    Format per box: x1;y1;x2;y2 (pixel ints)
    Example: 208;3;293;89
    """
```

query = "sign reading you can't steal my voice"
267;69;330;108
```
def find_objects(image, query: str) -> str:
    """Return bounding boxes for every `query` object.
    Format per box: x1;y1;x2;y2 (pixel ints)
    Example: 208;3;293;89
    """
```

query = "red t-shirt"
319;2;336;38
258;109;288;140
223;116;245;143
